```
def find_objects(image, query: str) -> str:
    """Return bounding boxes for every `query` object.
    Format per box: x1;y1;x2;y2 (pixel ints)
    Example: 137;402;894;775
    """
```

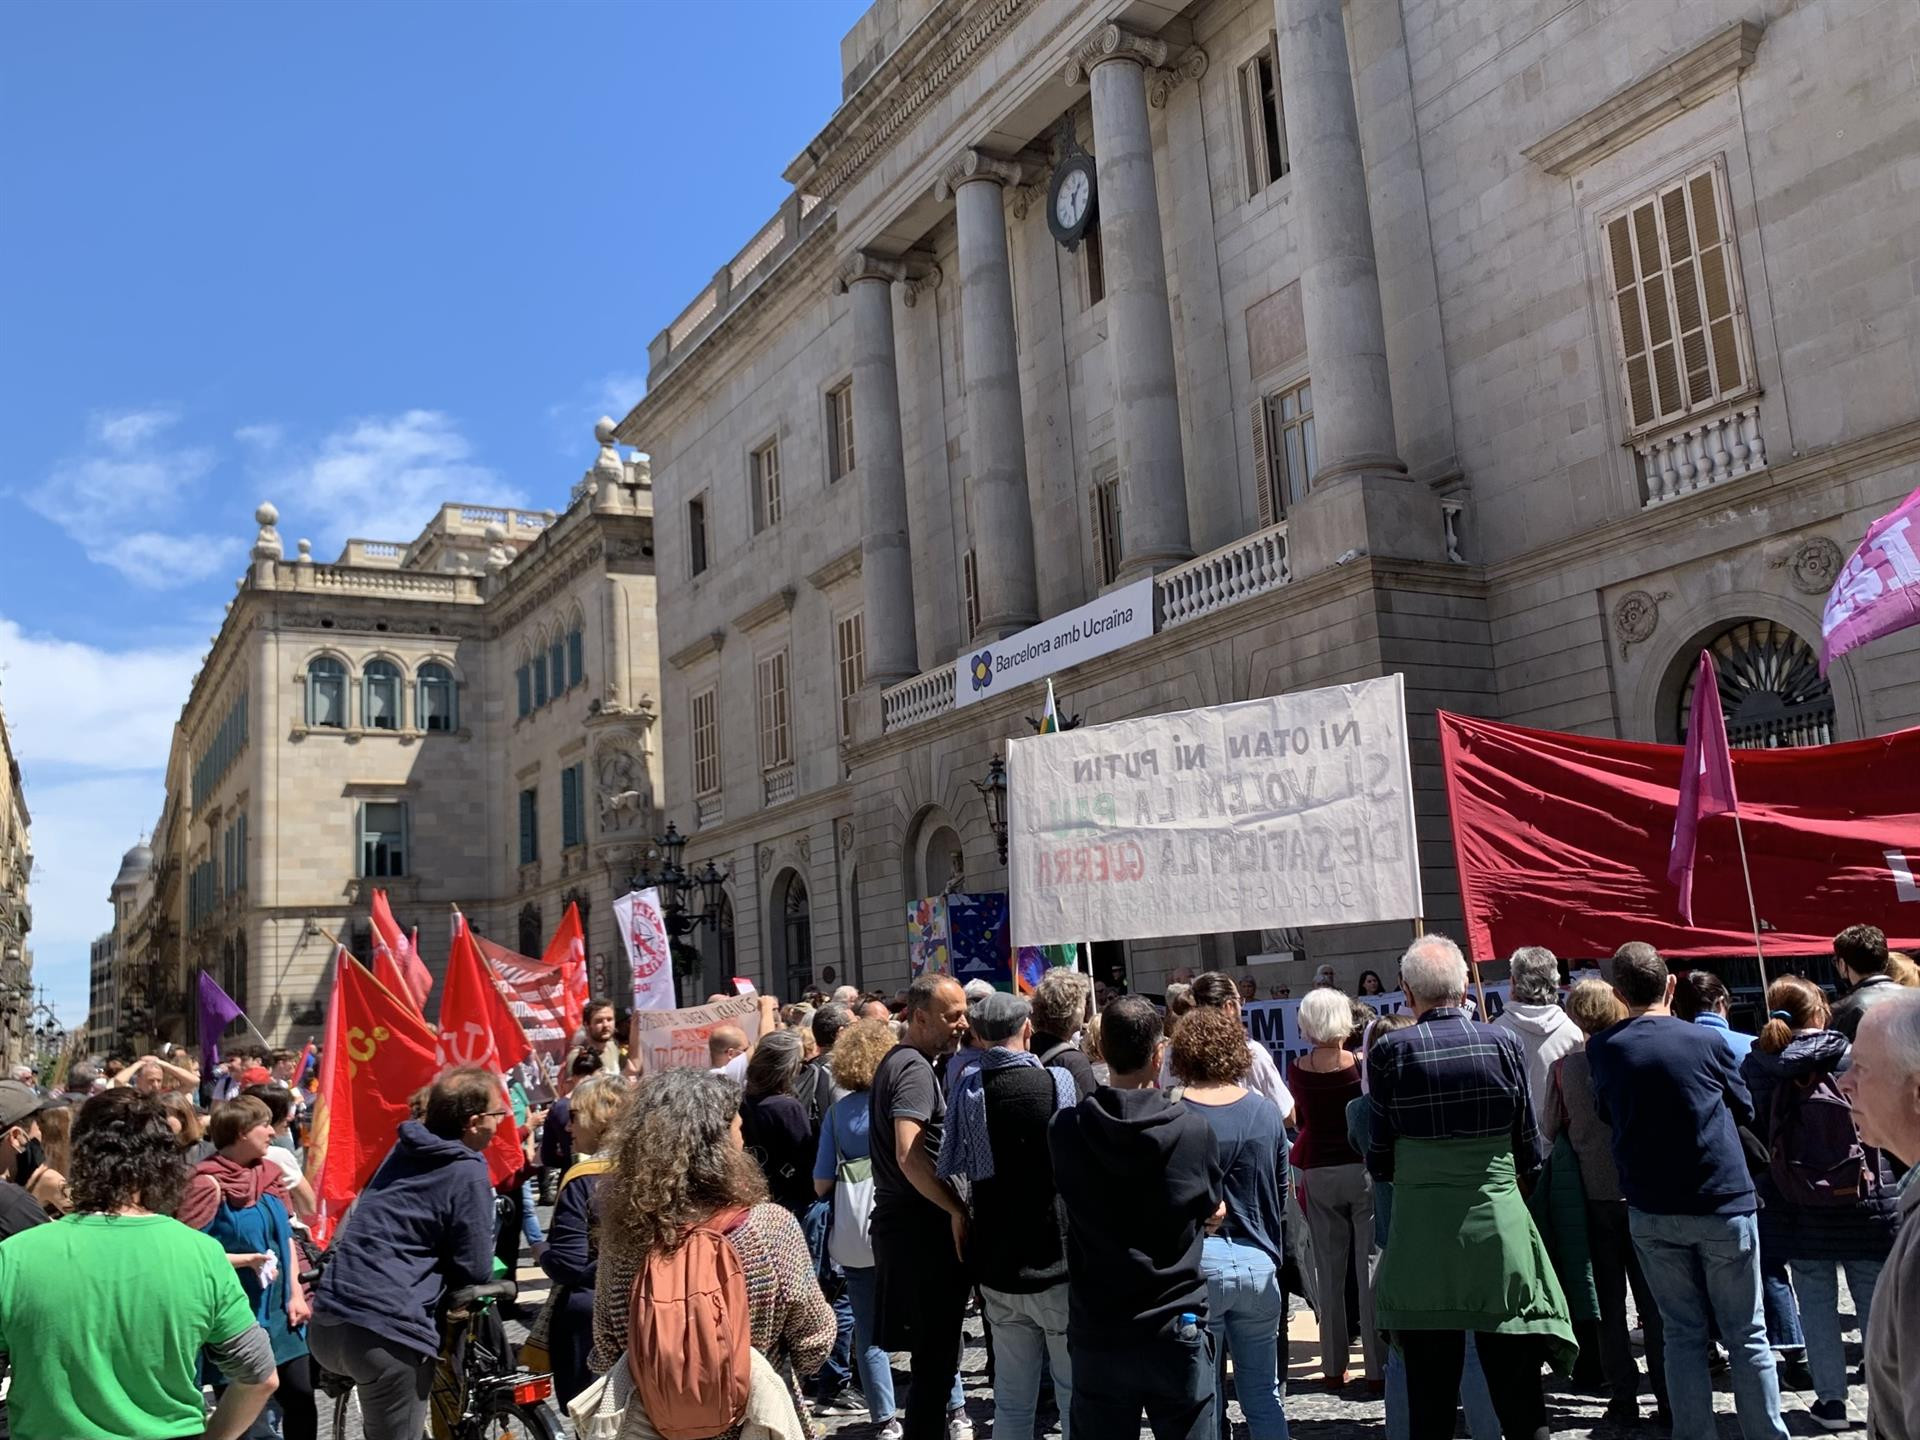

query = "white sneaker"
946;1412;974;1440
877;1423;904;1440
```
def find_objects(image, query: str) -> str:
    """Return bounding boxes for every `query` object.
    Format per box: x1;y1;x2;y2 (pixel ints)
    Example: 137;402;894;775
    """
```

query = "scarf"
176;1152;287;1230
936;1046;1079;1182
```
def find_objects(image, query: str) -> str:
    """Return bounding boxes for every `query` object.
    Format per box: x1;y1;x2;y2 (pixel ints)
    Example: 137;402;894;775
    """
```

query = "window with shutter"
962;551;981;640
1084;222;1105;306
688;495;709;576
691;688;720;797
1601;159;1750;435
835;611;866;741
751;440;782;531
757;650;791;770
518;787;539;865
1238;41;1289;198
1090;473;1123;586
1252;377;1314;524
561;764;584;848
826;383;856;480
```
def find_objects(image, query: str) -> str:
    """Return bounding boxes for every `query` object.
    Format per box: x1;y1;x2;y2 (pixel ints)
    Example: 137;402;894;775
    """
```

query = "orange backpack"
626;1208;752;1440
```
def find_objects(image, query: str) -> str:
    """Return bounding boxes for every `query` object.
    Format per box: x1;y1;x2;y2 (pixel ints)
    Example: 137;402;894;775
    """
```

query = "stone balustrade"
301;566;481;601
882;666;957;732
1157;521;1292;629
763;765;796;806
695;794;724;829
1637;402;1767;506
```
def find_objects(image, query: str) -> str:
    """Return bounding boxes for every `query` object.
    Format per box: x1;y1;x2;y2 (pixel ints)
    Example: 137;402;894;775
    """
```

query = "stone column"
1273;0;1404;482
1072;25;1195;578
839;254;919;685
938;150;1038;639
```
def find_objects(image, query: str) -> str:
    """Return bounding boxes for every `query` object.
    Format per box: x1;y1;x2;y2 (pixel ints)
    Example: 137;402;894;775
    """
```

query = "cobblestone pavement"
331;1211;1873;1439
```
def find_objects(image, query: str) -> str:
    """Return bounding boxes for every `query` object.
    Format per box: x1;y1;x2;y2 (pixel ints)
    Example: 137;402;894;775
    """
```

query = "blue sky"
0;0;866;1030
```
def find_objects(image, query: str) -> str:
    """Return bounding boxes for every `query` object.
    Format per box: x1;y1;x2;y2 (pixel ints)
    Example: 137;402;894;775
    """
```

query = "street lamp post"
628;822;731;1001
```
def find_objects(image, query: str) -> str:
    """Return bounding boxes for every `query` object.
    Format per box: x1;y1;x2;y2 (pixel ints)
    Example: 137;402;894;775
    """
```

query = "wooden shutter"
1089;487;1108;586
962;551;980;639
1251;398;1275;528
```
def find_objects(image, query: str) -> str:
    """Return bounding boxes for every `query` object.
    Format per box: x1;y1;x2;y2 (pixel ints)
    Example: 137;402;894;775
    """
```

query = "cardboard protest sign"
631;995;764;1073
1009;676;1422;946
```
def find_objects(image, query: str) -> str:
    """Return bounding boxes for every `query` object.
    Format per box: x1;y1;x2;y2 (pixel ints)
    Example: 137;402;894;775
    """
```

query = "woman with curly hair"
1169;1006;1291;1440
0;1088;280;1440
591;1067;836;1439
814;1017;909;1438
541;1074;636;1405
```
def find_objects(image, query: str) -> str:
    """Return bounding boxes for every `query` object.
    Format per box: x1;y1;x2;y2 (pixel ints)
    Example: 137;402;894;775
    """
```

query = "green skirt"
1373;1134;1577;1373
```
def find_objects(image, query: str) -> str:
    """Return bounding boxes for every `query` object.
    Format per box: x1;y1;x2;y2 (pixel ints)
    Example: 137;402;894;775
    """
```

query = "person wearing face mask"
0;1082;52;1242
179;1096;316;1440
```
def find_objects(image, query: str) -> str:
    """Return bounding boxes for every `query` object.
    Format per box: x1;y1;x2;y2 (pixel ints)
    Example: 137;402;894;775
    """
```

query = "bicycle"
305;1248;557;1439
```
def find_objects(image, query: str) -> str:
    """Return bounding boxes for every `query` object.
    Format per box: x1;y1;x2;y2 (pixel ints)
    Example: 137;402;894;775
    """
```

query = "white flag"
614;887;677;1011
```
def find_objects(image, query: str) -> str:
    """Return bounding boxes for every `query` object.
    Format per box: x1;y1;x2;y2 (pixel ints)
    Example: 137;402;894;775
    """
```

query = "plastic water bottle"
1176;1311;1200;1341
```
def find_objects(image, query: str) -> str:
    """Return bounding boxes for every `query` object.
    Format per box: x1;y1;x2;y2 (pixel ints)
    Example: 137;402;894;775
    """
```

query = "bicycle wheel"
328;1386;359;1440
459;1401;556;1440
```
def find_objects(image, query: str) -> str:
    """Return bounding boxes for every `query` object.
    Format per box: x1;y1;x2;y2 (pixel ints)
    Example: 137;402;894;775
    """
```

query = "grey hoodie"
1493;1001;1582;1148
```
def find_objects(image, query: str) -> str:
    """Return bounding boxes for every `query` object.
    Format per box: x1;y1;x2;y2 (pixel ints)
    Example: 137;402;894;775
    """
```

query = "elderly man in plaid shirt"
1366;934;1575;1440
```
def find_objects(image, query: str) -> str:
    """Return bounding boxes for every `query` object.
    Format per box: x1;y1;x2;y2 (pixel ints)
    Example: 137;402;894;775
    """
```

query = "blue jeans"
1787;1258;1882;1403
1629;1210;1789;1440
1200;1237;1288;1440
1384;1335;1502;1440
1762;1256;1804;1352
981;1285;1072;1440
842;1265;897;1422
519;1178;543;1245
800;1201;853;1396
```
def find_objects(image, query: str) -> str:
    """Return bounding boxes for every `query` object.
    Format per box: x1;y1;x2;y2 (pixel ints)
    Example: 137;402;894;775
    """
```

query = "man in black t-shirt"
869;973;970;1440
0;1083;53;1243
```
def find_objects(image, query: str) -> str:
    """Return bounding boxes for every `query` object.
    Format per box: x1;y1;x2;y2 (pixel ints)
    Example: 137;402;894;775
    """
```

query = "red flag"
305;946;441;1240
439;912;530;1186
539;902;590;1039
1437;711;1920;960
371;889;433;1010
1668;650;1741;926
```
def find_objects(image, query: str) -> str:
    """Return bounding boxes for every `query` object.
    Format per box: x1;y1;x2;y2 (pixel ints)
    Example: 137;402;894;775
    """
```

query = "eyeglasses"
481;1109;511;1119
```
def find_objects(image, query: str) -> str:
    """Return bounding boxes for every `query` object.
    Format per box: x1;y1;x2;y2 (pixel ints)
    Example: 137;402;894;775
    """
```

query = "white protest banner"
614;888;678;1011
1008;675;1422;947
632;996;764;1073
955;577;1154;708
1242;982;1514;1070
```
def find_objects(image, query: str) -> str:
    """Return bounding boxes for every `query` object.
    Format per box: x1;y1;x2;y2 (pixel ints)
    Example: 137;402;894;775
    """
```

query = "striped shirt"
1365;1007;1539;1183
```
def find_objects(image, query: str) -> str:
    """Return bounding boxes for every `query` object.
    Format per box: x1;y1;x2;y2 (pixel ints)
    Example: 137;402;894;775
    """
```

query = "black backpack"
1767;1068;1874;1207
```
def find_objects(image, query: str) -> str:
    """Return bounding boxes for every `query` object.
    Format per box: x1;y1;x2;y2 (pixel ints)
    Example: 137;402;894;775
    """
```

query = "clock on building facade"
1047;149;1097;250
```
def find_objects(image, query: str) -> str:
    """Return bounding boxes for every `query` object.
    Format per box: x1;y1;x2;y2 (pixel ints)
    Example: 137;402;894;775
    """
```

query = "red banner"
475;933;576;1092
440;914;530;1187
1439;712;1920;962
305;948;442;1239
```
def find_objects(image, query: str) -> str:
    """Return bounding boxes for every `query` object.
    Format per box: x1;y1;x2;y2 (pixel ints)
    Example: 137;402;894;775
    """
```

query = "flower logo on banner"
971;651;994;692
629;897;670;981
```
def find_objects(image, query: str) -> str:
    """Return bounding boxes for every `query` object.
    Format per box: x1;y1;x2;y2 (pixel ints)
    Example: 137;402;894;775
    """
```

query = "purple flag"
1822;483;1920;673
197;970;245;1075
1668;650;1740;926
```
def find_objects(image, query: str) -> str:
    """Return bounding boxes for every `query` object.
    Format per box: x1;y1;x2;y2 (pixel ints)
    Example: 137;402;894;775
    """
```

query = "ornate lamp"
973;754;1010;865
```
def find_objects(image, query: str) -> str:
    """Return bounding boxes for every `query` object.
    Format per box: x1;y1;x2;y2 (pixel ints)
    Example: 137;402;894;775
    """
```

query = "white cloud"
0;617;198;772
544;371;647;458
17;773;167;1030
0;616;199;1031
267;409;526;555
234;423;284;451
590;372;647;423
25;408;242;589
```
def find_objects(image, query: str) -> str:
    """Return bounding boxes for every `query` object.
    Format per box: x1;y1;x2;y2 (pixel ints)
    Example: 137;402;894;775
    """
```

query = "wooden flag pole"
1730;810;1770;993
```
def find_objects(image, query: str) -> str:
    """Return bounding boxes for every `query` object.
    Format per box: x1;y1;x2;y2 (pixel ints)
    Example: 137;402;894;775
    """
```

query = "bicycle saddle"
447;1279;518;1308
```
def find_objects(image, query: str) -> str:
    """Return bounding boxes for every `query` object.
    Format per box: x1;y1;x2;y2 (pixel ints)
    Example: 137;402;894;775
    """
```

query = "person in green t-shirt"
0;1089;279;1440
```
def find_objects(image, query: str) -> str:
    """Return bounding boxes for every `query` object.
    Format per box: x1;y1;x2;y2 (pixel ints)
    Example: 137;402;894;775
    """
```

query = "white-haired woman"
1287;986;1379;1387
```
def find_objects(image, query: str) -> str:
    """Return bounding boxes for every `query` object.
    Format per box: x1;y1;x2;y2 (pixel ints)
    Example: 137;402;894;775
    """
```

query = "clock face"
1055;168;1091;230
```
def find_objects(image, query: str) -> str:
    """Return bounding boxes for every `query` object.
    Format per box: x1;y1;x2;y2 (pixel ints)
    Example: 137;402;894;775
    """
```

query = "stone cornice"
806;544;864;591
1523;20;1762;177
731;586;797;634
615;212;839;449
932;147;1031;203
784;0;1029;202
666;630;726;671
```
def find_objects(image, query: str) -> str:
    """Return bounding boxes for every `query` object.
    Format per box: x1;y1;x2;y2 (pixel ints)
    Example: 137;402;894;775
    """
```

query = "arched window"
567;620;585;690
532;637;550;708
515;652;532;718
519;903;544;957
307;657;347;729
363;659;402;730
1679;619;1834;749
418;663;457;732
549;632;567;698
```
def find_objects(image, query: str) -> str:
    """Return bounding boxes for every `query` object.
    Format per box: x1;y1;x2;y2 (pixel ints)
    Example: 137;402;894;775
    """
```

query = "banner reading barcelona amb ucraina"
1008;676;1423;947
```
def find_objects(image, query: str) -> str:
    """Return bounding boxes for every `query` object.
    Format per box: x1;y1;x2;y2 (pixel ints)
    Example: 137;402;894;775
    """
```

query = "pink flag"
1822;483;1920;673
1668;649;1740;925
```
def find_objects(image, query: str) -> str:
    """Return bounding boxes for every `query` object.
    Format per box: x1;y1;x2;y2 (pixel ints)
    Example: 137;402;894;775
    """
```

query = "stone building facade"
119;429;665;1049
622;0;1920;999
0;697;30;1065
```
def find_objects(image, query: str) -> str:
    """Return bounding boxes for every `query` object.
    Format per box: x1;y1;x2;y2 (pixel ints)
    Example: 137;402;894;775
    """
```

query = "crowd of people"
0;926;1914;1440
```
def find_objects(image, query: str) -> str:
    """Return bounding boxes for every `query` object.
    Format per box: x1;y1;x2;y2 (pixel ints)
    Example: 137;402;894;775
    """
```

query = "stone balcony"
1636;401;1768;507
763;765;797;807
880;520;1297;734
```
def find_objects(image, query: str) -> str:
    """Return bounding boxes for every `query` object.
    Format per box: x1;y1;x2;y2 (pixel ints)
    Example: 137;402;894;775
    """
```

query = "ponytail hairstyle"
1756;975;1825;1054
